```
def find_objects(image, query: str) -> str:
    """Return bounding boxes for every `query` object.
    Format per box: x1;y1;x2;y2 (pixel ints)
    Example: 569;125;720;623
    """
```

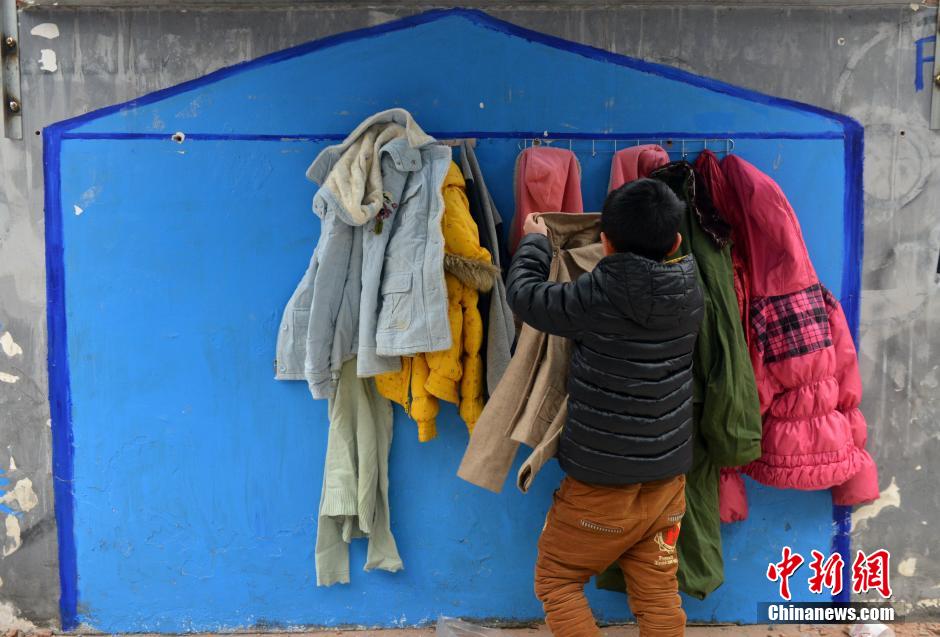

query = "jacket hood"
712;153;817;296
608;144;670;192
650;160;732;248
444;253;500;292
518;147;582;212
307;109;436;226
306;108;435;183
511;147;583;252
599;252;701;329
440;161;500;292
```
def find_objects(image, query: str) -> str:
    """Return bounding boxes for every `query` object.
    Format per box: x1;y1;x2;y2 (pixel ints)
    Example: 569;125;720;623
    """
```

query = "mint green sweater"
316;358;402;586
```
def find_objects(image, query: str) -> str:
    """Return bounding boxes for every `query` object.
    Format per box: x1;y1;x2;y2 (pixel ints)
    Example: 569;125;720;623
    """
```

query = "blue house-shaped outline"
44;8;862;630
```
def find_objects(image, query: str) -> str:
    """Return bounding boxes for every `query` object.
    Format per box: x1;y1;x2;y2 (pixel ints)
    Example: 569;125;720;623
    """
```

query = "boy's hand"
524;214;548;237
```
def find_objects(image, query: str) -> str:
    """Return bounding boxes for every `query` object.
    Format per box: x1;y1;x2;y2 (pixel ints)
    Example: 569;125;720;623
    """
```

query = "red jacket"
608;144;670;191
701;151;879;508
509;147;583;253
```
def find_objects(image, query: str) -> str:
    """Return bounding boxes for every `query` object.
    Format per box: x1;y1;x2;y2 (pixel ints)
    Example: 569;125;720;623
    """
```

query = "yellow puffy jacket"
376;161;499;442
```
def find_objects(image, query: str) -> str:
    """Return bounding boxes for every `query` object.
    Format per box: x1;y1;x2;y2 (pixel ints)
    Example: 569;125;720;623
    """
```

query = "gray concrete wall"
1;2;936;627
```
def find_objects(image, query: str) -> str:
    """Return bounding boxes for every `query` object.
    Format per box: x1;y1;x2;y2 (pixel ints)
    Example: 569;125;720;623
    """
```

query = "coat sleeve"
718;468;749;523
695;244;762;468
824;289;880;506
506;233;593;338
304;213;355;399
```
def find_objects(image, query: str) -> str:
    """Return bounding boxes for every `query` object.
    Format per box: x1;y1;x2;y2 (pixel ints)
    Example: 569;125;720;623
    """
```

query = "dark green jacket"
596;161;761;599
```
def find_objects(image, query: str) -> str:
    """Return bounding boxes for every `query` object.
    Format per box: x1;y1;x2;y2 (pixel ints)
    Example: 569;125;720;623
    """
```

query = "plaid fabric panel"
820;285;840;312
751;284;832;362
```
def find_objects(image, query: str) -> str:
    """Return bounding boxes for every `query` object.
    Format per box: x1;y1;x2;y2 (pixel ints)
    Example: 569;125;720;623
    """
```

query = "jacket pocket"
293;309;310;357
378;273;413;332
577;518;625;536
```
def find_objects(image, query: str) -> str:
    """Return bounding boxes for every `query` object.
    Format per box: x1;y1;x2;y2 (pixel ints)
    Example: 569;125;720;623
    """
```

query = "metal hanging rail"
516;137;735;158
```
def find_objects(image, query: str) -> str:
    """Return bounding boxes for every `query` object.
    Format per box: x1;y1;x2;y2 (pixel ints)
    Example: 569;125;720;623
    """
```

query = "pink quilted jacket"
702;152;879;511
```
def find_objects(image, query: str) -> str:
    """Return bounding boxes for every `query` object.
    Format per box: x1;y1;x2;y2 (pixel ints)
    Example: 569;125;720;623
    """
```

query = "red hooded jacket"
510;146;583;252
608;144;671;191
701;151;879;508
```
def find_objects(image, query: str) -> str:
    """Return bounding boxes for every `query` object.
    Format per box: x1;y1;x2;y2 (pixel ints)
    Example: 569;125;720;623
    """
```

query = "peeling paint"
852;478;901;529
0;479;38;513
0;602;38;631
0;372;20;384
80;185;101;208
38;48;58;73
30;23;60;39
7;455;15;472
3;515;21;557
922;366;938;390
898;557;917;576
0;332;23;358
73;204;83;216
175;96;204;119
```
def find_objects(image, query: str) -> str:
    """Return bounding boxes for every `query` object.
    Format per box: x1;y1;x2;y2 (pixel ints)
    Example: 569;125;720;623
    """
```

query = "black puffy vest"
509;235;704;485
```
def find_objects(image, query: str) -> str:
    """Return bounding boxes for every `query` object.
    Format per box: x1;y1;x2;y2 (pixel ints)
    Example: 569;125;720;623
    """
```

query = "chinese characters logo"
767;547;891;600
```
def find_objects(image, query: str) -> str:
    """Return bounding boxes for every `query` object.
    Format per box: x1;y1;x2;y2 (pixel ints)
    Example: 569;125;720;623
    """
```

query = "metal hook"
681;139;687;159
592;139;596;157
703;139;708;152
568;139;572;151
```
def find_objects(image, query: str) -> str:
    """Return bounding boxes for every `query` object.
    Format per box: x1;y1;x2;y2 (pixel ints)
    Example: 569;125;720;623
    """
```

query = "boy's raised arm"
506;233;593;338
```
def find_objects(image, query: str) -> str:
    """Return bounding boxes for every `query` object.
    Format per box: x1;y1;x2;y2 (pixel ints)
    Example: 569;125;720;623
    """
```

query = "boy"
507;178;704;637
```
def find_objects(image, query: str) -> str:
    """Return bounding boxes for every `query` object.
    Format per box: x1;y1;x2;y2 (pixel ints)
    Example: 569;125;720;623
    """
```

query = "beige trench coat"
457;213;604;493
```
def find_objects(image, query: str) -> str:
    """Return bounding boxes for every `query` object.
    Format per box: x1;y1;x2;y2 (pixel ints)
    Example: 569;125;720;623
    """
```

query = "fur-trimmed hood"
441;161;501;292
444;253;500;292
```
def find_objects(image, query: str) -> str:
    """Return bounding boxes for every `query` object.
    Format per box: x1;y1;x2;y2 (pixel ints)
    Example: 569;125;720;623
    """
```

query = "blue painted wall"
45;10;859;631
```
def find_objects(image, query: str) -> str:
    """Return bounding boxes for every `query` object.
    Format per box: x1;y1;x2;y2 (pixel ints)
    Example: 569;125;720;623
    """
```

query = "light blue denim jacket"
275;110;451;399
374;140;452;358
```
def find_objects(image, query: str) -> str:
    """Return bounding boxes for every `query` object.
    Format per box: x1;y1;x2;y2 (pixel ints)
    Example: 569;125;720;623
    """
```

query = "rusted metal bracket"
0;0;21;139
931;7;940;130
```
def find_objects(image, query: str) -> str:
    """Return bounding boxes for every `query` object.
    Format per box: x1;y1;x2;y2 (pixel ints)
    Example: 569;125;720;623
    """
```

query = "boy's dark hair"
601;178;685;261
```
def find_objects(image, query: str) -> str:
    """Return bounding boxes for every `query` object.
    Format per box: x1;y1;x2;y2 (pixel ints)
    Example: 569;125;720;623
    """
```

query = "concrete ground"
6;625;940;636
307;625;940;636
295;625;934;637
11;624;932;637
